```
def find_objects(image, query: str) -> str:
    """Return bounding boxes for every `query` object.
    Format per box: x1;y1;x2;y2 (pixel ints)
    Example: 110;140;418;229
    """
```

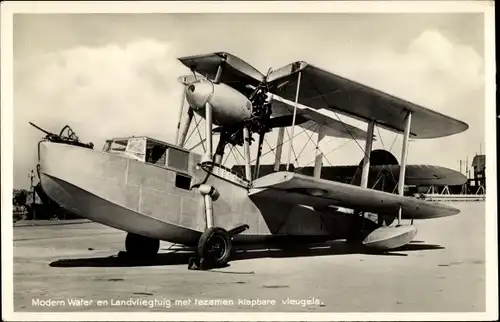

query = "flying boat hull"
39;141;417;250
38;142;202;245
37;141;346;246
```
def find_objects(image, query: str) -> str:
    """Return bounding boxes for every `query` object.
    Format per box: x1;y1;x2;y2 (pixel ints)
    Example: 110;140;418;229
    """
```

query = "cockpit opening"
102;136;190;172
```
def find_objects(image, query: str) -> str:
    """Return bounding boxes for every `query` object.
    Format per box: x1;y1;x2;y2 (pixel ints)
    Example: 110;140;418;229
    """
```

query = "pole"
286;72;302;171
30;170;36;220
466;156;469;179
360;120;375;188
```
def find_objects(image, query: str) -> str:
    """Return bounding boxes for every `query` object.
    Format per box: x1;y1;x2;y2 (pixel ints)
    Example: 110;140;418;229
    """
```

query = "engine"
184;79;253;126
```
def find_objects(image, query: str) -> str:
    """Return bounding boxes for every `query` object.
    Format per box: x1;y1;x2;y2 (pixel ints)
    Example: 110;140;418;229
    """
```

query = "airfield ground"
13;202;486;313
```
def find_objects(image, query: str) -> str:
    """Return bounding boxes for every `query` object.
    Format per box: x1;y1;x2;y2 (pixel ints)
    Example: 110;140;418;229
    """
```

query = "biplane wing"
178;52;264;90
296;164;468;187
250;172;460;219
267;62;469;139
270;97;370;140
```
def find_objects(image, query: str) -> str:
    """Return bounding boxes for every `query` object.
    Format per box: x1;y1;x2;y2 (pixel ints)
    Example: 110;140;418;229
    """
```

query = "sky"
12;13;486;189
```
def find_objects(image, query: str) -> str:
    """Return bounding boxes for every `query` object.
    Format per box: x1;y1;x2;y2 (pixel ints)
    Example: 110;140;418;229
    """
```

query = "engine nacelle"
184;79;253;126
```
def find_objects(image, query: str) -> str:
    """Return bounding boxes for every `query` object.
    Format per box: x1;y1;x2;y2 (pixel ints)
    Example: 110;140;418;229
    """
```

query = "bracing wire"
294;124;319;162
185;115;202;149
195;121;206;153
249;122;317;163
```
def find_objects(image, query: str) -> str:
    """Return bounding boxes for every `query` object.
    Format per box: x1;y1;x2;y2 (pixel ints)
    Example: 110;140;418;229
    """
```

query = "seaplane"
32;52;469;270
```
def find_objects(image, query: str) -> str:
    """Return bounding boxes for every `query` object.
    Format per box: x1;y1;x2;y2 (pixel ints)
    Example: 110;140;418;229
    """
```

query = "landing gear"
189;224;249;270
125;233;160;258
197;227;232;268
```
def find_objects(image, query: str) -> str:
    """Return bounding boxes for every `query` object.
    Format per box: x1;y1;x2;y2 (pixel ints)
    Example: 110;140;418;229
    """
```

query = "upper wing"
267;62;469;139
271;96;370;140
250;171;460;219
177;52;264;90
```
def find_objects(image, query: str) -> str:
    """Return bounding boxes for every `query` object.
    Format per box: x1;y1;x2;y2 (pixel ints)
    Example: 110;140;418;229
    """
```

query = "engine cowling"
184;79;253;126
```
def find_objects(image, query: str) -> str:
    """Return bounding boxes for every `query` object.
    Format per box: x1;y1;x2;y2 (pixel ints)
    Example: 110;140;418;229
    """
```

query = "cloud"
13;28;484;188
297;28;485;169
14;39;186;187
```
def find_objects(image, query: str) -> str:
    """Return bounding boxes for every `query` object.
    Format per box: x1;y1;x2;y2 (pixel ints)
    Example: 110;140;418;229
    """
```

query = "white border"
1;1;497;321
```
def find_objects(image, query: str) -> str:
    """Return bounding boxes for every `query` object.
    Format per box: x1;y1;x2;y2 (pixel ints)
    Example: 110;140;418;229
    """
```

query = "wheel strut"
189;185;250;270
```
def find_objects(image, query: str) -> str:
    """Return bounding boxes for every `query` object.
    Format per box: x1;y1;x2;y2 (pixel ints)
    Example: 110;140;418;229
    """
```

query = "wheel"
197;227;232;267
125;233;160;257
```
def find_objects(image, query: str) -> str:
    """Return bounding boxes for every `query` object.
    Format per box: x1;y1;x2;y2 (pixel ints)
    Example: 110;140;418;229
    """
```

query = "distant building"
470;154;486;191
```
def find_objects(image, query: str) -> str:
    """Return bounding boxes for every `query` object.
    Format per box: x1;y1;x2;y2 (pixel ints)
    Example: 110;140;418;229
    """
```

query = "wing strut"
397;111;412;224
273;127;285;171
285;71;302;170
313;125;326;178
243;127;252;181
360;120;376;188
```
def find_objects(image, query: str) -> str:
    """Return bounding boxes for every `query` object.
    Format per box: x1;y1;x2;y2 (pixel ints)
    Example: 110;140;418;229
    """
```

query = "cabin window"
146;145;167;166
175;173;191;190
110;140;128;152
168;148;189;172
102;140;112;152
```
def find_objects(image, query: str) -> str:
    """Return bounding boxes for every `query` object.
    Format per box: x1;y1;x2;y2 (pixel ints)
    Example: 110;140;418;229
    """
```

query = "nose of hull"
185;79;214;111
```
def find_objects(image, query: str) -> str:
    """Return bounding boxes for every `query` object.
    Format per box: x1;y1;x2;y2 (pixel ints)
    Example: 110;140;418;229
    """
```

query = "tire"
197;227;232;267
125;233;160;257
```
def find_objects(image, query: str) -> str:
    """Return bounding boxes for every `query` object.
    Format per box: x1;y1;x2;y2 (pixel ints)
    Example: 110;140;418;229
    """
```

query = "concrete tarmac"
13;202;486;312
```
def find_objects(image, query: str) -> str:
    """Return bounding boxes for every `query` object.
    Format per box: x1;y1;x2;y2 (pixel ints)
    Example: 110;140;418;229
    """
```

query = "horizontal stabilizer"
250;172;460;219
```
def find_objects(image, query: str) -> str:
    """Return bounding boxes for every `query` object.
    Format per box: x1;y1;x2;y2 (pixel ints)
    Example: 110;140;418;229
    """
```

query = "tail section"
350;149;399;192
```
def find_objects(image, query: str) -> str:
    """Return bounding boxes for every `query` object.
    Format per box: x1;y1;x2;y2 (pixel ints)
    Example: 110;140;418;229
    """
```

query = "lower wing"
250;172;460;219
